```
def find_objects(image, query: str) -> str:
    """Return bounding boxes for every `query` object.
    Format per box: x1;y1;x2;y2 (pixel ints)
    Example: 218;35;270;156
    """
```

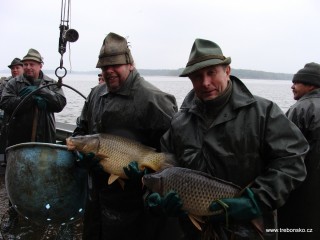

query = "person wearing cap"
155;38;309;239
0;48;66;147
0;58;24;97
98;73;105;84
277;62;320;240
6;57;24;80
0;58;25;153
72;32;178;240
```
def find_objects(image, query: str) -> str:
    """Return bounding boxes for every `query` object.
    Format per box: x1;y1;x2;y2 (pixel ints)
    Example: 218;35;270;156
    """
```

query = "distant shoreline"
0;68;293;80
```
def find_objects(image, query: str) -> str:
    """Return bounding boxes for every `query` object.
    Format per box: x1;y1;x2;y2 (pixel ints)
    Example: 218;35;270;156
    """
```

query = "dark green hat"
292;62;320;87
8;58;23;69
96;32;134;68
180;38;231;77
22;48;43;63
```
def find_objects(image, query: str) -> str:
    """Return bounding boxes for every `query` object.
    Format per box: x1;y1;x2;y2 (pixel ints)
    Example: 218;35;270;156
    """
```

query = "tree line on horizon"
1;68;293;80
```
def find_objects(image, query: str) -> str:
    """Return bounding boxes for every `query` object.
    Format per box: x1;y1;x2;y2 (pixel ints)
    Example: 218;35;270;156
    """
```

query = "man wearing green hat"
0;58;24;154
0;57;25;229
0;58;24;100
156;38;309;239
0;48;66;147
0;49;66;232
7;58;24;78
278;62;320;240
73;32;179;240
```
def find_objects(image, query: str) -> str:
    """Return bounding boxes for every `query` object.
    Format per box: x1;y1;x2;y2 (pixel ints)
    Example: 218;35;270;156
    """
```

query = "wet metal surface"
0;144;85;239
5;143;87;225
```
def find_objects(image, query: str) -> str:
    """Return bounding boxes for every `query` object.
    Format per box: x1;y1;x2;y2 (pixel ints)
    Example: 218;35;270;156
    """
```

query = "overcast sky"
1;0;319;74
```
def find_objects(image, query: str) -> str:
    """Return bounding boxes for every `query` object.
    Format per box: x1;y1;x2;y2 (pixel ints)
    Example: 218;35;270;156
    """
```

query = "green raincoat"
0;72;66;146
73;69;179;240
161;76;309;240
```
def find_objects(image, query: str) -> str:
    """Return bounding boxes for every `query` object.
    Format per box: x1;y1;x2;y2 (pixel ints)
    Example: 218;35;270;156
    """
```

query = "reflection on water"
52;74;295;125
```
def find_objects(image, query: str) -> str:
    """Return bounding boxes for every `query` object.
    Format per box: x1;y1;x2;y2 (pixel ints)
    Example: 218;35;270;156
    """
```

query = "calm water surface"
50;74;295;124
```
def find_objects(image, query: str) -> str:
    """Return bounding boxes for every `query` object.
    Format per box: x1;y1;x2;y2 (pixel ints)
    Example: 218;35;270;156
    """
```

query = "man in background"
0;48;66;147
0;49;66;232
98;73;105;84
0;58;24;161
278;62;320;240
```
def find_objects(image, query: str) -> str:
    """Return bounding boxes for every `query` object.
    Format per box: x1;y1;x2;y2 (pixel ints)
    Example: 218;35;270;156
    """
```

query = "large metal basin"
5;142;87;225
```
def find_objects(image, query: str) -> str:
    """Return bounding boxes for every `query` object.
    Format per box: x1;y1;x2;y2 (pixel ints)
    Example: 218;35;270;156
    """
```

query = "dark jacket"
73;69;179;240
278;88;320;240
0;72;66;146
0;76;11;152
161;76;309;240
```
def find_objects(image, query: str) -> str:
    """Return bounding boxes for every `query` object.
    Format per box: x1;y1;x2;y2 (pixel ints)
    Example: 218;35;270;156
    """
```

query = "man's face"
189;65;231;101
98;75;105;84
101;64;133;92
23;60;42;79
291;82;316;100
11;65;24;77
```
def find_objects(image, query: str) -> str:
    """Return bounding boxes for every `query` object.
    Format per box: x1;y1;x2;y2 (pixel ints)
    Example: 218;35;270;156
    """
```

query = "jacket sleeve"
251;103;309;212
0;78;34;114
37;83;67;113
72;91;91;136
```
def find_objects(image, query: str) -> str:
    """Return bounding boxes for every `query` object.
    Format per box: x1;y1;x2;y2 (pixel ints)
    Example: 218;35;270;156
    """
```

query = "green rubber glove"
123;161;148;181
146;191;184;217
33;96;47;110
75;151;101;171
209;188;262;223
19;86;38;98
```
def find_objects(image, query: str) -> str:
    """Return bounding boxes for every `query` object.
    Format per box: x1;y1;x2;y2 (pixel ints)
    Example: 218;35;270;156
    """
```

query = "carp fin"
188;214;203;231
251;217;265;236
141;153;177;172
108;174;120;185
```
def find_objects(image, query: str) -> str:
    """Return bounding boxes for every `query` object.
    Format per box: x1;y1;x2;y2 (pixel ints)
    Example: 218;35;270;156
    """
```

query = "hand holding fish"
209;188;262;223
146;191;184;217
75;151;102;171
123;161;148;181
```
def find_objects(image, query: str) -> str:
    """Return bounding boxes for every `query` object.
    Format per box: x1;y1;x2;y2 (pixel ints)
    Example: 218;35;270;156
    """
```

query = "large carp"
143;167;241;217
66;133;174;184
143;167;264;233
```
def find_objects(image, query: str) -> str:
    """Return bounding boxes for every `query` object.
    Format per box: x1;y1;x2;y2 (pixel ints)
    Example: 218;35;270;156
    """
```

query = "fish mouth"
65;138;76;150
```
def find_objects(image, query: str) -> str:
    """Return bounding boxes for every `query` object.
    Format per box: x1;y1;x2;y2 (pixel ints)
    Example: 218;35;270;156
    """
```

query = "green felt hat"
180;38;231;77
22;48;43;63
96;32;134;68
8;58;23;69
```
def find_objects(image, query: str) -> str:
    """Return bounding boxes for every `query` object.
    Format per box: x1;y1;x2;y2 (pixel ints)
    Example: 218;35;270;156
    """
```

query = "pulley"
56;0;79;84
64;28;79;42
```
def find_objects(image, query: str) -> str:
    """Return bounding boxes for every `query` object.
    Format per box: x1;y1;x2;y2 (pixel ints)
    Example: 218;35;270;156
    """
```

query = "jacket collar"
299;88;320;101
181;75;256;125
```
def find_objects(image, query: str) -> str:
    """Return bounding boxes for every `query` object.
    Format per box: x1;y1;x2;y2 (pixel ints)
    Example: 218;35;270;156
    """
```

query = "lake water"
49;74;295;124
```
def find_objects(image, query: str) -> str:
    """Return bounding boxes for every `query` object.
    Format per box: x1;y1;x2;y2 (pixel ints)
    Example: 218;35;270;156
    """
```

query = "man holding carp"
71;35;309;240
72;32;179;240
156;39;309;239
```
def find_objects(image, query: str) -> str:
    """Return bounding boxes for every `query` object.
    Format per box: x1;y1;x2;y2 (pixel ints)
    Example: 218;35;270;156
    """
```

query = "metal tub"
5;142;87;225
